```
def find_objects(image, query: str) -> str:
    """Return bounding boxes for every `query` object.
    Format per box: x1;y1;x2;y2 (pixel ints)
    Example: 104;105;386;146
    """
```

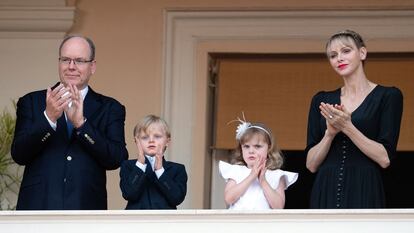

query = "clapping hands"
45;83;71;123
64;84;85;128
319;102;352;136
45;82;85;129
251;155;268;185
135;137;164;171
154;146;164;171
135;137;146;164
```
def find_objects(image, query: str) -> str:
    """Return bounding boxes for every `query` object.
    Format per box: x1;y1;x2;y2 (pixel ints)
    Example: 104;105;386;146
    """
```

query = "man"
11;35;128;210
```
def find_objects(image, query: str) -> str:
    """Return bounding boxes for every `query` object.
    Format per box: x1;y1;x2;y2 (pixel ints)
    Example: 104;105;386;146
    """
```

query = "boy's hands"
135;137;145;164
154;146;164;171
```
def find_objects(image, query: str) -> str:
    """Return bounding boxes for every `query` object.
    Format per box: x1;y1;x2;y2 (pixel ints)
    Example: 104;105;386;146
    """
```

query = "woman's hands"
319;102;352;136
306;102;352;173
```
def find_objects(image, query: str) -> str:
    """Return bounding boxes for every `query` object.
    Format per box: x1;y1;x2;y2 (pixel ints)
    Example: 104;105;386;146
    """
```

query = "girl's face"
136;123;170;156
326;38;366;77
241;134;269;168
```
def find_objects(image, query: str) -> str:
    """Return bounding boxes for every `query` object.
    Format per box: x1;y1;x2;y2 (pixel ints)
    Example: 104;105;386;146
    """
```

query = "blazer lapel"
57;115;69;140
162;158;170;171
83;87;101;120
41;83;69;140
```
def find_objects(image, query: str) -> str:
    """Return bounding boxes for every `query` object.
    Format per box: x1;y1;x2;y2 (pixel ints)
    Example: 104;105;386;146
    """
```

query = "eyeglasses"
59;57;94;66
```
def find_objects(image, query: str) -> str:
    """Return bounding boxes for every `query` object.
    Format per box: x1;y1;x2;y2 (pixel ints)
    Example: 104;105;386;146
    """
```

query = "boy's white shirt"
135;155;165;178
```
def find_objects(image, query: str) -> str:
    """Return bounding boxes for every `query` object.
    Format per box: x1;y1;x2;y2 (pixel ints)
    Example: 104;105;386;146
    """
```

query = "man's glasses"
59;57;94;66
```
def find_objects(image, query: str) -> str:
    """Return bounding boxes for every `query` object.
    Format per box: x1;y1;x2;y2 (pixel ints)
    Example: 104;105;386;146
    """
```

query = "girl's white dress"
219;161;298;210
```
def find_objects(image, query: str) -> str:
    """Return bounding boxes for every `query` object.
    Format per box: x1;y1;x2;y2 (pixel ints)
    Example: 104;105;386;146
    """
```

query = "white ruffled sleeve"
219;161;250;184
265;169;298;190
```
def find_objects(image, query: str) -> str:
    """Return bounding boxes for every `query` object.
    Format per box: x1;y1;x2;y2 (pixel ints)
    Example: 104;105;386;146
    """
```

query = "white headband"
231;113;271;140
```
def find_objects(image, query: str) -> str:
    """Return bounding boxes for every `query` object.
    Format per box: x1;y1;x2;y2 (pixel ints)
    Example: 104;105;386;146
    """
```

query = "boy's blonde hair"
133;115;171;139
232;123;283;170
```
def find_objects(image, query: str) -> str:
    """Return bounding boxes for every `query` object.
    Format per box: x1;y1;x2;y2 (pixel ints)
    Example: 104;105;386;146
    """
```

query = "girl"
305;30;403;208
219;119;298;209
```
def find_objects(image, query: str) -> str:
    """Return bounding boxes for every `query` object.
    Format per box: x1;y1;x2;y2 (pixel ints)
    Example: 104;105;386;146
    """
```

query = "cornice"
0;6;75;38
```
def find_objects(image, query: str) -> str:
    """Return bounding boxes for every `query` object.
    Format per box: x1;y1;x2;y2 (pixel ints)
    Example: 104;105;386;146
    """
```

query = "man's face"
59;37;96;90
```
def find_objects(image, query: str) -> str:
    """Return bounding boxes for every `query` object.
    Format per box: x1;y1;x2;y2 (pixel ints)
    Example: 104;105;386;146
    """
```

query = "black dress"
305;85;403;208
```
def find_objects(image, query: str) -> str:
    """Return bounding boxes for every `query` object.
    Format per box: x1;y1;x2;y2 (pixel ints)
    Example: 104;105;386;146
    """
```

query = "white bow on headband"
229;112;271;140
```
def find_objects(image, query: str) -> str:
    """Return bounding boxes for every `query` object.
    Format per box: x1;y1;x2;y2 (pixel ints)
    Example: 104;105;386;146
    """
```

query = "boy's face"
136;123;170;156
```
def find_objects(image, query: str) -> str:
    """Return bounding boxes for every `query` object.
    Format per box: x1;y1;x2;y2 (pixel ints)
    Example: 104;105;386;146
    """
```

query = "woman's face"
326;38;366;77
241;134;269;168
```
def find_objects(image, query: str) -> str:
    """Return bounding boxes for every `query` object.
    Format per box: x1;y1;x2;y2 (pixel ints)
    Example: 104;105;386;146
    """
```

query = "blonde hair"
133;115;171;139
326;29;365;51
232;123;283;170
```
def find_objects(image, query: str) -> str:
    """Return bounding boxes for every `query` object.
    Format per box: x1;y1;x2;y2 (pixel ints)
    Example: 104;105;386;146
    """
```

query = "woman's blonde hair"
232;123;283;170
326;29;366;50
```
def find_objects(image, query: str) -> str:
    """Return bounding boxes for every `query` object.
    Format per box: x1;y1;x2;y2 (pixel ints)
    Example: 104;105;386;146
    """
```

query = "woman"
305;30;403;208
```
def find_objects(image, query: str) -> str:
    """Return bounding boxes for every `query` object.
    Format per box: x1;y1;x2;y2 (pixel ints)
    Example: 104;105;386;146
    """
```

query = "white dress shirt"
135;155;165;178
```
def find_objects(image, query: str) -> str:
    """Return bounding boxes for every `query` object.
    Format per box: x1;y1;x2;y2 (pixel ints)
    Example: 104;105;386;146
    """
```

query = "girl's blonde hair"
133;114;171;139
232;123;283;170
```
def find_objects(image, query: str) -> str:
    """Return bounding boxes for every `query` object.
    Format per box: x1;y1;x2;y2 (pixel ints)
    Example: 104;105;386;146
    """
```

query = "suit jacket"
11;86;128;210
120;158;187;209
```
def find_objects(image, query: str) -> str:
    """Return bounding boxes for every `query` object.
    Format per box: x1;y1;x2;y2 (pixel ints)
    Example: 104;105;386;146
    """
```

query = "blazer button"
67;155;72;161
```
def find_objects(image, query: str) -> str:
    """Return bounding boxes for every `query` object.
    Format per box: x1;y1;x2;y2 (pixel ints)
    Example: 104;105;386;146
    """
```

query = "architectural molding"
0;0;65;6
1;209;414;232
0;6;75;38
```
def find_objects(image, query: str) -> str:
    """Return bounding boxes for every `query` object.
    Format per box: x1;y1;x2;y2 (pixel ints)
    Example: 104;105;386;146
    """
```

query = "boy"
119;115;187;209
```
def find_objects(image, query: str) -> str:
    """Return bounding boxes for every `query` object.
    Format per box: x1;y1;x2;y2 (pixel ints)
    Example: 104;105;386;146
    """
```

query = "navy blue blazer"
120;158;187;209
11;86;128;210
